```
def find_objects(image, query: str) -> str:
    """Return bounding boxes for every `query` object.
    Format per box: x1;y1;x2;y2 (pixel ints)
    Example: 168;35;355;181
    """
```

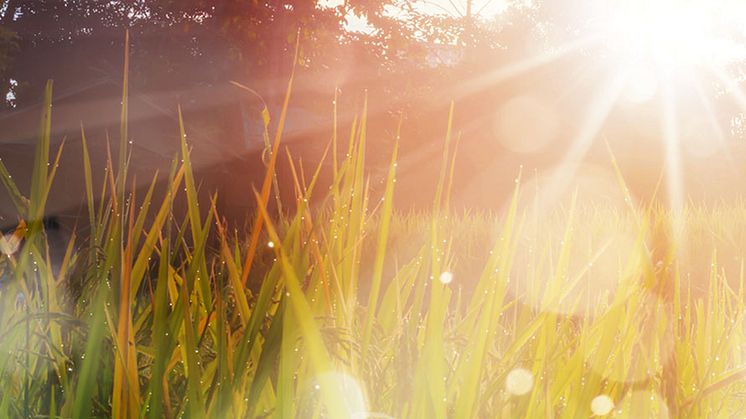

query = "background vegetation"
0;68;744;417
2;1;746;418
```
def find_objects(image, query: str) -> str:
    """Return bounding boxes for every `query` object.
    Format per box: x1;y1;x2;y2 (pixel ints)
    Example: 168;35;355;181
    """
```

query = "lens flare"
591;394;615;416
506;165;640;318
505;368;534;396
599;0;746;73
493;95;560;154
584;293;675;384
439;271;454;284
302;372;368;417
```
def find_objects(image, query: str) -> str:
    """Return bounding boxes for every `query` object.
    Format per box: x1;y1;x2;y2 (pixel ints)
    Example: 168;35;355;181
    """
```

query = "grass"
0;68;745;418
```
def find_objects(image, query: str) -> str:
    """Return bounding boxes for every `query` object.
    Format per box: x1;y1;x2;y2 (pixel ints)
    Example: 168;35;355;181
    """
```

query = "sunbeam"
660;76;685;223
708;65;746;115
534;67;631;211
457;35;601;97
594;0;746;73
691;76;734;167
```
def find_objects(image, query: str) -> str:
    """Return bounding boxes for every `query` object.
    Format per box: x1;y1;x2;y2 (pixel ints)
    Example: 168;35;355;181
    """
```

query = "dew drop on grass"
505;368;534;396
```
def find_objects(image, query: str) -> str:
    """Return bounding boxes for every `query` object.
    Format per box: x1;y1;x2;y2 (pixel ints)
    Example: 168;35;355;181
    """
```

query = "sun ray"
660;76;685;225
707;65;746;113
534;67;631;210
457;35;601;98
691;75;735;169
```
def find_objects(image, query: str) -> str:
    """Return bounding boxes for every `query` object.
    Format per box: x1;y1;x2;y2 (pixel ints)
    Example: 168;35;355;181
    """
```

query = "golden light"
571;0;746;215
591;394;615;416
599;0;746;75
492;95;560;154
505;368;534;396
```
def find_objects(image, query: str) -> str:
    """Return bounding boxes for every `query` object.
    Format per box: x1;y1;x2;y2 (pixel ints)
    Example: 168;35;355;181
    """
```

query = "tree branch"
1;0;18;25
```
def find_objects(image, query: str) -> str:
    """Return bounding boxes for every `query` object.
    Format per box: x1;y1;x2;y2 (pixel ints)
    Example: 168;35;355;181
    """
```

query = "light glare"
591;394;615;416
598;1;746;78
439;271;454;284
505;368;534;396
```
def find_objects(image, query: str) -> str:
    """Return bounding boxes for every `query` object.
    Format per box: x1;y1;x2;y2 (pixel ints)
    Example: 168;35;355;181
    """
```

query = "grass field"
0;76;745;419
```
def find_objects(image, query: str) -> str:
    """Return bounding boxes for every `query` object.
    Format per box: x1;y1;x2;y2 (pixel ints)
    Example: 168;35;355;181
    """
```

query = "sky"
319;0;510;33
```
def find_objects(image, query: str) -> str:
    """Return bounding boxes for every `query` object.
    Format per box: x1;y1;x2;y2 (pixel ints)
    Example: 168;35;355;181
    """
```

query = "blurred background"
2;0;746;229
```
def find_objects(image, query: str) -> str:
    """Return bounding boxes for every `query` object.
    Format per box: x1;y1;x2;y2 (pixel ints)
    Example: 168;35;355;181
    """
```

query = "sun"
612;2;716;67
577;0;746;212
482;0;746;217
597;0;746;83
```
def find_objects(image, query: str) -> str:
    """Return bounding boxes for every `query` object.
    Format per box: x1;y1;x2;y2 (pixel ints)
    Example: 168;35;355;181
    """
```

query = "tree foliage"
0;0;547;109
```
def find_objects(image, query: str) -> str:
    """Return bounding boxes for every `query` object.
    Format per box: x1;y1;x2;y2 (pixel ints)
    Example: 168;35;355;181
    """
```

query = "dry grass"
0;73;744;418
